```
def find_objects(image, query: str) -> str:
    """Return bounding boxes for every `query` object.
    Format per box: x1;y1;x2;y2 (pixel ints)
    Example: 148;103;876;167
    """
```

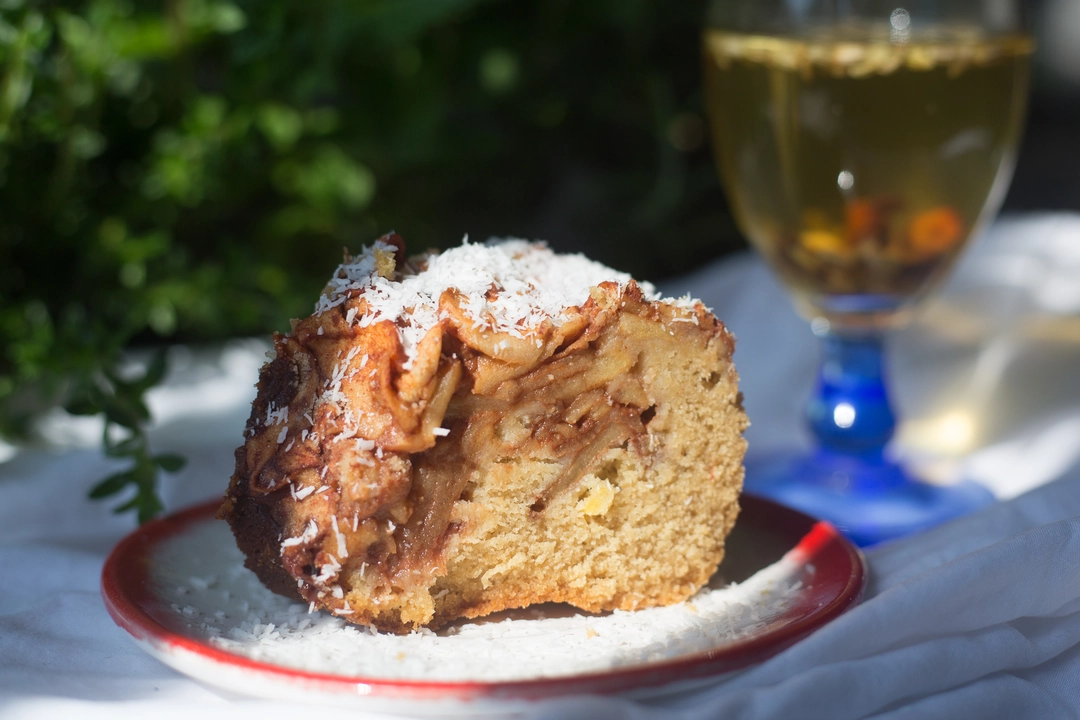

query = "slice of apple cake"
220;234;747;633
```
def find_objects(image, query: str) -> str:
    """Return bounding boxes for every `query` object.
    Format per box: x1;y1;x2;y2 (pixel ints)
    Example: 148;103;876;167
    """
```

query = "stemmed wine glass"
703;0;1032;545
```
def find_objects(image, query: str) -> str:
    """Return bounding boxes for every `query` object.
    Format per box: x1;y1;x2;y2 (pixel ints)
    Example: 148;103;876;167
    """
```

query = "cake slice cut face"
220;235;748;633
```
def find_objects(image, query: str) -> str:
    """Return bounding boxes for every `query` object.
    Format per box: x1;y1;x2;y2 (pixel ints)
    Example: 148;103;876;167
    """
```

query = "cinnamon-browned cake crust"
220;234;748;633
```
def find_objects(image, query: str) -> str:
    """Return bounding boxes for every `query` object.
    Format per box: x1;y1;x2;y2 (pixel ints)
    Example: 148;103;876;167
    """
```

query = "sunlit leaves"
273;145;375;210
0;9;50;141
258;103;303;151
479;48;519;94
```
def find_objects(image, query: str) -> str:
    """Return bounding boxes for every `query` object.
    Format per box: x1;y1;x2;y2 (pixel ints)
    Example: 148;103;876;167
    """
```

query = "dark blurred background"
0;0;1077;436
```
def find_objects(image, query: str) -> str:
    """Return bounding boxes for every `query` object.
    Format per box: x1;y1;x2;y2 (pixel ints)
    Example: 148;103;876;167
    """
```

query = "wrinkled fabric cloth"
2;213;1079;719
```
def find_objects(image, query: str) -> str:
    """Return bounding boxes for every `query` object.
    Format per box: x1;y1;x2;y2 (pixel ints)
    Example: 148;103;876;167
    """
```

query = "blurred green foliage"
0;0;740;515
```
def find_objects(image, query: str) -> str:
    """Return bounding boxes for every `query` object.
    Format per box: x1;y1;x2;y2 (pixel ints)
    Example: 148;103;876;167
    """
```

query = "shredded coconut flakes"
313;237;695;368
280;519;318;551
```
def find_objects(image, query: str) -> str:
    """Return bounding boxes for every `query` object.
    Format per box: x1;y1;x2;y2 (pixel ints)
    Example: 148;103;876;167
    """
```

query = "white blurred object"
895;214;1080;495
965;410;1080;499
1041;0;1080;88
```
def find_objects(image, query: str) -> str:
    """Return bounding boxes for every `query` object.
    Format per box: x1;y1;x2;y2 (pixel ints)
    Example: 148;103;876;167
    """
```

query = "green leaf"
113;495;141;513
104;433;141;457
479;48;520;94
70;126;105;159
110;18;176;59
134;349;168;393
136;492;164;524
89;469;133;499
101;397;145;430
207;4;246;34
83;355;167;523
257;103;303;151
64;395;99;416
98;387;150;428
155;453;186;472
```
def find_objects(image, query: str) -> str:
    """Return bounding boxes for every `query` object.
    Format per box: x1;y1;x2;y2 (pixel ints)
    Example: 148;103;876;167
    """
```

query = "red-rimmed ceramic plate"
102;495;864;715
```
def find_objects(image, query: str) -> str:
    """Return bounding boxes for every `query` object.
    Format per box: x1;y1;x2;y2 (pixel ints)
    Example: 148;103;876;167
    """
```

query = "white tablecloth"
2;214;1079;719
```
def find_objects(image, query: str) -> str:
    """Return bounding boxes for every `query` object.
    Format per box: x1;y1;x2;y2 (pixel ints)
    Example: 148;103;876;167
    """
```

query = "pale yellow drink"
703;28;1032;326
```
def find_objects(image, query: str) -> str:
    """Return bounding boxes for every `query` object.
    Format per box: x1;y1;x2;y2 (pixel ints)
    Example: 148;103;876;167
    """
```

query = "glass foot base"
744;450;995;547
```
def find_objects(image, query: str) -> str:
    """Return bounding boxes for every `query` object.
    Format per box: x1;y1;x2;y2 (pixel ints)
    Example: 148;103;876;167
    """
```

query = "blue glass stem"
745;329;996;546
806;333;896;460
